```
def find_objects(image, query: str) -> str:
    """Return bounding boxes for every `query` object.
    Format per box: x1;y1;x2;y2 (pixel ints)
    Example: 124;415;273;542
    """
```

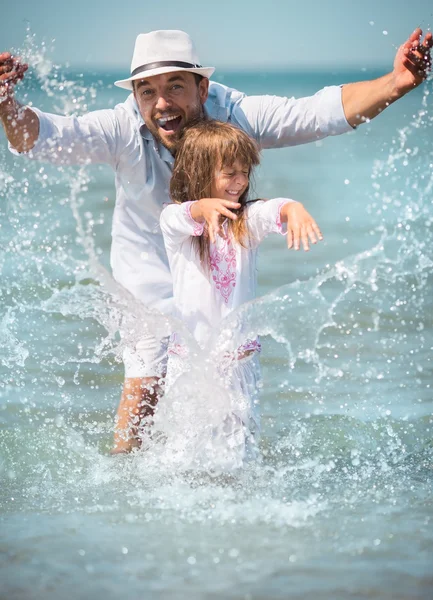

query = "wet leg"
111;376;160;454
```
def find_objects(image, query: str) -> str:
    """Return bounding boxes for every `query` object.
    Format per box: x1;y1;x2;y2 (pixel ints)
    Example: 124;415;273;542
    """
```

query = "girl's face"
210;159;249;201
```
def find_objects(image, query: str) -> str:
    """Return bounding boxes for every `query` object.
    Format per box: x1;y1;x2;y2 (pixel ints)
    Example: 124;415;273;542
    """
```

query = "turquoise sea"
1;45;432;599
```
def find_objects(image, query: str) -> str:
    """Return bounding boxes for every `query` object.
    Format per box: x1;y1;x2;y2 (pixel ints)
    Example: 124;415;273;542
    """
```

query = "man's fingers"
409;28;422;43
408;47;432;64
402;56;427;79
0;65;27;85
0;74;18;86
0;66;24;79
0;52;13;62
424;32;433;48
411;32;433;52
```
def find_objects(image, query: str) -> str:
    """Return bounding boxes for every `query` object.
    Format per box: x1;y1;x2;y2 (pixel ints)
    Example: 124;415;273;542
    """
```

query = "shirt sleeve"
230;86;353;149
160;201;205;247
245;197;294;246
8;106;121;167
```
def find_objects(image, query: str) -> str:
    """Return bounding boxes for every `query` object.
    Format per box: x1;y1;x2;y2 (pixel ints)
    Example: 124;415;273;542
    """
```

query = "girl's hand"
281;202;323;251
192;198;241;244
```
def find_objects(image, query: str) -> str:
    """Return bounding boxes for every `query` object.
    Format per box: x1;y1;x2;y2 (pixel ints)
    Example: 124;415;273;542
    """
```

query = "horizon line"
49;63;393;74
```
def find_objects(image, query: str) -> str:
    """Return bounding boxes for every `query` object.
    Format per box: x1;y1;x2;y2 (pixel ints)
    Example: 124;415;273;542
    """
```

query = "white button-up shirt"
10;81;351;312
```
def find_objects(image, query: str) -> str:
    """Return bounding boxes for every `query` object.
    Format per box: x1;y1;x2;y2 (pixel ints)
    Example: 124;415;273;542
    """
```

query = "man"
0;29;431;453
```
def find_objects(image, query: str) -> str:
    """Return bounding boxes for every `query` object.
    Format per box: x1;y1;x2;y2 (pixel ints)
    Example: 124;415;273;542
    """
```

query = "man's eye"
171;84;183;90
141;89;153;96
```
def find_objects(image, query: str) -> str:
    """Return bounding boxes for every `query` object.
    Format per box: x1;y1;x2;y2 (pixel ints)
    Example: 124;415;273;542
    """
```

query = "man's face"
133;71;209;153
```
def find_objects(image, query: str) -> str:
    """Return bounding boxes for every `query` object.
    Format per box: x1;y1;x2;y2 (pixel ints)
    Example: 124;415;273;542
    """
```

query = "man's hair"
192;73;204;86
170;120;260;267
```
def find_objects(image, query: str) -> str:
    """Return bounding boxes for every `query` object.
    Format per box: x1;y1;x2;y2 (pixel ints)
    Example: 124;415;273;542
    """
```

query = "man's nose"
155;94;172;112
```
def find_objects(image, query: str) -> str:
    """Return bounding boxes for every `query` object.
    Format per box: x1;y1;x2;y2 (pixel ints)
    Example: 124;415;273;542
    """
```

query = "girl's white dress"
159;198;292;467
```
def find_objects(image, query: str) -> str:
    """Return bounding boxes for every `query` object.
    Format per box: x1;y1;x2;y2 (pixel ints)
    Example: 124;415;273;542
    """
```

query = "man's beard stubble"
148;100;206;156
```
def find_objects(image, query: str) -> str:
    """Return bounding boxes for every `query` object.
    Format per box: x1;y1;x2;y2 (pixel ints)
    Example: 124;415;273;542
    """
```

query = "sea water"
0;37;432;599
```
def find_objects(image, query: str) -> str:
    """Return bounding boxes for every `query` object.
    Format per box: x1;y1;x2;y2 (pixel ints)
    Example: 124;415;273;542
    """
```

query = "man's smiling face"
134;71;209;153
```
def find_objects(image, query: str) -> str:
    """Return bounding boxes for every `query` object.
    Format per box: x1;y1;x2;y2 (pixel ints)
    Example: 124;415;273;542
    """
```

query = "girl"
159;120;322;468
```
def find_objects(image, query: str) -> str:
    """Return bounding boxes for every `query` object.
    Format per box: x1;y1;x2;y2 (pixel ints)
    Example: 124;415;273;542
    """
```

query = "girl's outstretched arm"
280;202;323;251
246;198;323;251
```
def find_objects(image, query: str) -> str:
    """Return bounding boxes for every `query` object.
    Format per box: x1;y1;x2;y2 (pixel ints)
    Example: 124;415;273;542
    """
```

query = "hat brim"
114;65;215;90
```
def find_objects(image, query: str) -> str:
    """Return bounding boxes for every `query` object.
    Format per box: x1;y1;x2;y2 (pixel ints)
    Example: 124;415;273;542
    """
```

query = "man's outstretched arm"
0;51;120;165
342;28;432;127
0;52;39;152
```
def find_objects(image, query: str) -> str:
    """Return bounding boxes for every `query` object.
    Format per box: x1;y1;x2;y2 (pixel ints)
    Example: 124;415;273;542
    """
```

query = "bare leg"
111;376;160;454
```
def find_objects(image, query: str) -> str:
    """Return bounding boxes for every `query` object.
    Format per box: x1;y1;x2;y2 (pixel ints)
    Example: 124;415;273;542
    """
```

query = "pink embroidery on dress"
210;236;237;304
183;201;204;236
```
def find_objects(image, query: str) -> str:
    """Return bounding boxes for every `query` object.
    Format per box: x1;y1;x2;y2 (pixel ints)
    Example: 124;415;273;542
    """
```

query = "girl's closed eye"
211;160;250;201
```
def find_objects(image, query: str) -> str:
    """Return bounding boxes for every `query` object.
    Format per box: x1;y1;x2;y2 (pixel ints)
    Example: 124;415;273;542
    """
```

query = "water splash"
0;35;432;517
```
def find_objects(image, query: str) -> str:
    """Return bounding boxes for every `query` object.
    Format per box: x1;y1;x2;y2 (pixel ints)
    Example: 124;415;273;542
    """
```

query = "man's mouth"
156;114;182;133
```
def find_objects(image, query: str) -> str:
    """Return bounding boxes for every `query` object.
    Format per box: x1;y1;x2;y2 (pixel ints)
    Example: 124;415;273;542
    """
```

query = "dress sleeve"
245;197;294;246
160;201;205;247
8;107;121;167
230;86;353;149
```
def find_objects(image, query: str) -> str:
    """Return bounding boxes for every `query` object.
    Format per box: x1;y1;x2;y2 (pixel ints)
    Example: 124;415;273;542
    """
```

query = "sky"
4;0;433;71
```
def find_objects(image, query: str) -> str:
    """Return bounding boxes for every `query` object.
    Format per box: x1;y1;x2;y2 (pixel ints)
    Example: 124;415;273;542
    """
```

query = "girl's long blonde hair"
170;119;260;266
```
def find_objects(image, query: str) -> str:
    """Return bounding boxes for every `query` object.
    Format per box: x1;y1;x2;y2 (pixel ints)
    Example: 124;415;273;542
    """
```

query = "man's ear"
199;77;210;105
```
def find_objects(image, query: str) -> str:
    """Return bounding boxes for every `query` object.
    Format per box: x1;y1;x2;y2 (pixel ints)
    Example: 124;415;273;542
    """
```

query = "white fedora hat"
114;30;215;90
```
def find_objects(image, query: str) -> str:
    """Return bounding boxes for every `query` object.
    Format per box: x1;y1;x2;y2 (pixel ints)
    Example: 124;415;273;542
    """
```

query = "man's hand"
392;28;432;95
192;198;240;244
0;53;38;152
0;52;28;101
342;28;432;127
281;201;323;251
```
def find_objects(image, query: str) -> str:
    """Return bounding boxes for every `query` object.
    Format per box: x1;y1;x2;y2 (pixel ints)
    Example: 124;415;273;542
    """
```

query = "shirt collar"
125;94;153;140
